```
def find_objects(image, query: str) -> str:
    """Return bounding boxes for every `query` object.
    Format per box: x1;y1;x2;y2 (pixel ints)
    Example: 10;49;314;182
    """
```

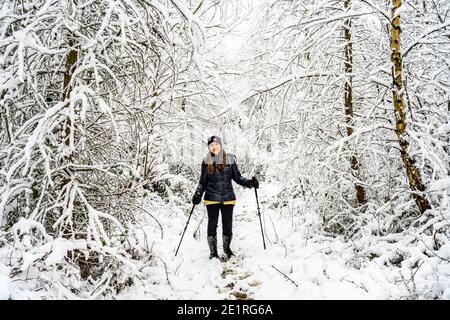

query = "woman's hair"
206;148;227;174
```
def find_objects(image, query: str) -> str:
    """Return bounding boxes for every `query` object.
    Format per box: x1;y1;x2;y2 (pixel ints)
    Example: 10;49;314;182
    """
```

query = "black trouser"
206;203;234;237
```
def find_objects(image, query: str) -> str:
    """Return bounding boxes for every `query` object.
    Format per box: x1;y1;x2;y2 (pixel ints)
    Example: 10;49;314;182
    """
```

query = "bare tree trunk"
63;33;78;146
390;0;430;213
343;0;366;205
60;30;79;237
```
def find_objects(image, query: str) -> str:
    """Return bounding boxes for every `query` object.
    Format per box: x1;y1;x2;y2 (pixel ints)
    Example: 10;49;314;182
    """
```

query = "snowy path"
1;183;446;299
118;184;414;300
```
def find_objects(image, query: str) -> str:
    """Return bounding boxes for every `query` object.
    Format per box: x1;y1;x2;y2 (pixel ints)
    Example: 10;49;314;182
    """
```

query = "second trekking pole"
255;188;266;250
175;204;196;256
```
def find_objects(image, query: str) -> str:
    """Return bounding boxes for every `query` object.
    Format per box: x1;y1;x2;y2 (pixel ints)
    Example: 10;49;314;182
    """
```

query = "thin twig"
406;261;425;286
271;265;299;287
156;256;173;290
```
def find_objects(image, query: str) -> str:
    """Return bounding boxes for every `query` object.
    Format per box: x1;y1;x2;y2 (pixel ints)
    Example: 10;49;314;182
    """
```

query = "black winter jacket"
194;153;252;202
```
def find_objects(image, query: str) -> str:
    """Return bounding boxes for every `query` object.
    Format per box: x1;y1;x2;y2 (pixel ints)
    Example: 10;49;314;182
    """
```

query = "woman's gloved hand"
250;176;259;189
192;192;202;205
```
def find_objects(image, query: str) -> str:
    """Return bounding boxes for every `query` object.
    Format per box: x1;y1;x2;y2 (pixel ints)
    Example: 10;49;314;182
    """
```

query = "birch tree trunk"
390;0;430;213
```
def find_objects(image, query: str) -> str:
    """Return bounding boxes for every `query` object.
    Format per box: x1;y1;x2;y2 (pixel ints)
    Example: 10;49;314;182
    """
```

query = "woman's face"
209;142;221;155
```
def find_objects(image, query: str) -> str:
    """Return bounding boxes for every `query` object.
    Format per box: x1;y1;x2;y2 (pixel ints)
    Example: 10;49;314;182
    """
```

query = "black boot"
223;235;234;260
207;236;219;259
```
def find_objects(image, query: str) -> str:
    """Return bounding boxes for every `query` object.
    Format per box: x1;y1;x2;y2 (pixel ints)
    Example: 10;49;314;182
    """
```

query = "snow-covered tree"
233;0;449;238
0;0;223;296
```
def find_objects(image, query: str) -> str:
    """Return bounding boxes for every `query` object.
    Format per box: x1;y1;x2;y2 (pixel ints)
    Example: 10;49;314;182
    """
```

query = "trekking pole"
175;204;196;256
255;188;266;250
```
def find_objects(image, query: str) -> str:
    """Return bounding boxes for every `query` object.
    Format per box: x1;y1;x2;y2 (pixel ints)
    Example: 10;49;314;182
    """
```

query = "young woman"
192;136;259;260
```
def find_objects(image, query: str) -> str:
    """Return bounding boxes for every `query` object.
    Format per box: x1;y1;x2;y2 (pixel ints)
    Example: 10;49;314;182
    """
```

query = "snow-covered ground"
116;183;450;300
1;182;449;300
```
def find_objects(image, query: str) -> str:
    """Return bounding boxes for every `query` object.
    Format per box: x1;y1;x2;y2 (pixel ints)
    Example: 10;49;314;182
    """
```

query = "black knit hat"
207;135;222;146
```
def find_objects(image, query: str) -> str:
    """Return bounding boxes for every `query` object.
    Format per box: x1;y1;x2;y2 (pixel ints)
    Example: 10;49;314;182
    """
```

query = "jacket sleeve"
194;161;208;197
231;155;252;188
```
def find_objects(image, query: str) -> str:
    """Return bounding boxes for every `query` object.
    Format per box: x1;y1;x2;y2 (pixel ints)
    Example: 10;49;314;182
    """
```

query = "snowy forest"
0;0;449;300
